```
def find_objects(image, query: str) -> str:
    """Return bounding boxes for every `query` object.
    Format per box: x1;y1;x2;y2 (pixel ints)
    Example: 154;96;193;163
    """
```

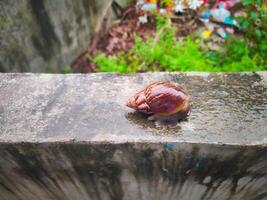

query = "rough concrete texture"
0;72;267;200
0;0;128;72
0;72;266;145
0;143;266;200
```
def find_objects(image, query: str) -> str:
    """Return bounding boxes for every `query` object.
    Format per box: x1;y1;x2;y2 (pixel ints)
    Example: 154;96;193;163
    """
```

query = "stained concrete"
0;143;266;200
0;72;266;145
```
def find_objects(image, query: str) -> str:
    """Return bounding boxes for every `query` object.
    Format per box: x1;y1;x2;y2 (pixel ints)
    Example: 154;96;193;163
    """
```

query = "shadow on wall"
0;143;266;200
0;0;128;72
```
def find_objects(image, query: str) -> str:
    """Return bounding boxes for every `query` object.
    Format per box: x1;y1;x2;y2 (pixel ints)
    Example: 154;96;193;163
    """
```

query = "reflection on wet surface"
122;73;266;142
125;111;183;135
0;73;266;144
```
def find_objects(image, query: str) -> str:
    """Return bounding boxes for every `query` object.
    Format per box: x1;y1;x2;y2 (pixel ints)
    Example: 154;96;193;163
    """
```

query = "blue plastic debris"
163;143;174;149
224;16;237;26
141;3;157;11
217;27;228;38
201;10;211;20
195;158;202;169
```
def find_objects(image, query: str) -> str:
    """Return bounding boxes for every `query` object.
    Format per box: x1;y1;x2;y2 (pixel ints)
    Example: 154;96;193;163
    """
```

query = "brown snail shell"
126;82;191;122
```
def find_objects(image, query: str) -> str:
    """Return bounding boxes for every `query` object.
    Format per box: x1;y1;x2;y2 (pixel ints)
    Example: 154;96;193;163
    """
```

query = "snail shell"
126;82;191;121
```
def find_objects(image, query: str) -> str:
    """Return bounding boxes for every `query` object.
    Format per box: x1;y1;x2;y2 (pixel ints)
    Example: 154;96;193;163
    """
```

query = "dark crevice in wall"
0;62;7;72
29;0;60;60
60;144;123;200
82;0;98;34
4;144;68;200
82;0;97;17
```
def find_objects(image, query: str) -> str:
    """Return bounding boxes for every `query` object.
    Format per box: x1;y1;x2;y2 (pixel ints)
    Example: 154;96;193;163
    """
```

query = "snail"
126;82;191;126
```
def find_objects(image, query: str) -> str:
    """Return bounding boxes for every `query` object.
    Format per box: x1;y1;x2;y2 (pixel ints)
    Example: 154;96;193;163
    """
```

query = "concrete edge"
0;140;266;147
1;71;267;76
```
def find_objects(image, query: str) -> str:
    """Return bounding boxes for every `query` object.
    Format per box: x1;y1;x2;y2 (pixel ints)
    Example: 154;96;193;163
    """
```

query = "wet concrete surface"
0;72;266;145
0;73;267;200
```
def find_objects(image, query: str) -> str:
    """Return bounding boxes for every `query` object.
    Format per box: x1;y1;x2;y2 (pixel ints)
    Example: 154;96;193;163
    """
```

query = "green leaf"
255;29;262;38
250;12;258;22
242;0;253;5
240;20;250;29
255;0;263;6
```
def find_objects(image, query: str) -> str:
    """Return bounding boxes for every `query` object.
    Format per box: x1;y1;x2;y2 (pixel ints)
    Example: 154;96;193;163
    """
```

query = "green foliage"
130;34;211;71
222;38;264;71
93;53;132;73
92;13;266;73
155;14;169;29
160;0;173;7
60;66;72;74
93;17;212;72
206;37;266;71
237;0;267;59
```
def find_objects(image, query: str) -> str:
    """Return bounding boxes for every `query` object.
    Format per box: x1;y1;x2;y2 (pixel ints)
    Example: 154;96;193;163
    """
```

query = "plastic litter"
199;0;239;39
200;10;211;20
159;8;166;13
137;0;205;12
141;3;157;10
174;3;184;13
189;0;203;10
135;0;239;39
138;15;148;24
210;3;237;26
163;143;174;149
206;22;216;31
225;27;234;34
210;4;231;21
213;0;241;10
217;27;228;38
136;0;145;7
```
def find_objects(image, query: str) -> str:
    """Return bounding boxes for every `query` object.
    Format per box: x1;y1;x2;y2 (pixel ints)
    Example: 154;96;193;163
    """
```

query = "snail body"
126;82;191;126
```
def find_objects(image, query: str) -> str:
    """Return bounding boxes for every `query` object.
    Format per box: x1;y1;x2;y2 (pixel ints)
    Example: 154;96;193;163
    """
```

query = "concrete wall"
0;72;266;200
0;0;128;72
0;143;266;200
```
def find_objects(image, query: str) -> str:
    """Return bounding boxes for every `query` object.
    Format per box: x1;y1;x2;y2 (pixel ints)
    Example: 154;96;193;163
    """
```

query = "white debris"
189;0;203;10
174;3;185;13
136;0;144;7
138;15;148;24
217;27;228;38
159;9;166;14
210;7;231;23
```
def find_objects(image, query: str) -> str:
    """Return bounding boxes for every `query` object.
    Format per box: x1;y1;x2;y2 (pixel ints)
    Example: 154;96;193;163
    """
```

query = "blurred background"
0;0;266;73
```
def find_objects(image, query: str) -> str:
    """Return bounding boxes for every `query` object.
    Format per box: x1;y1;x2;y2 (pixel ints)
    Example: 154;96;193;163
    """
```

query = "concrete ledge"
0;72;266;145
0;72;266;200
